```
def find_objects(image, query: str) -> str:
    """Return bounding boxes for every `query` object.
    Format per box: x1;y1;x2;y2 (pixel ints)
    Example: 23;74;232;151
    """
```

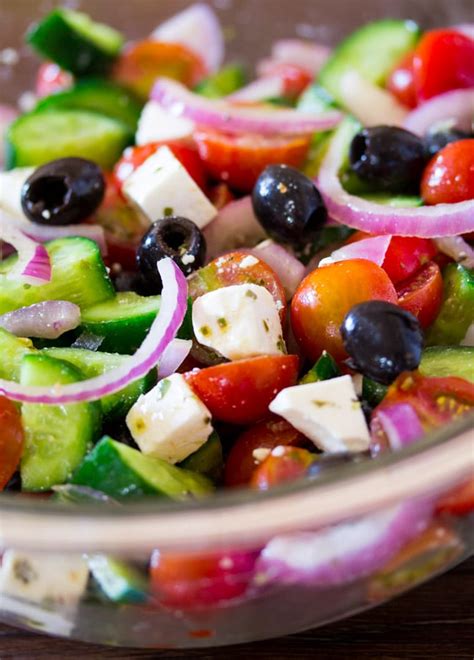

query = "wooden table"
1;557;472;659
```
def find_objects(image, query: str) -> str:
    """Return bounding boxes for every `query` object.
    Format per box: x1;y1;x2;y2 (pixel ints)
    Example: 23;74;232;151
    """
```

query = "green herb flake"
217;317;228;329
276;335;287;353
200;325;212;337
245;289;257;300
163;206;174;217
262;319;270;333
312;400;334;408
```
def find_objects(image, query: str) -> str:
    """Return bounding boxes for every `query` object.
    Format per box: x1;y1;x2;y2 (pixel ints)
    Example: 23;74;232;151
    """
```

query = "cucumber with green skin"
20;354;102;492
0;328;34;381
0;238;114;315
87;555;149;604
426;265;474;346
196;64;246;98
180;432;224;482
300;351;341;384
420;347;474;383
27;8;124;76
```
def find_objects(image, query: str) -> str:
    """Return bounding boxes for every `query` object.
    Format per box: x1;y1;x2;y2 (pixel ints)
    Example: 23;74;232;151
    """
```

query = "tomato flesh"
250;446;316;490
397;261;443;329
421;139;474;205
0;396;24;490
35;62;73;97
436;480;474;516
386;52;417;109
185;355;299;425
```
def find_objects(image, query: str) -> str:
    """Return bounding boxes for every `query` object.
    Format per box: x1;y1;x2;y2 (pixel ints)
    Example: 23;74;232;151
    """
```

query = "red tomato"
386;52;417;108
412;29;474;101
150;549;257;609
436;480;474;516
421;139;474;205
185;355;299;425
291;259;397;363
35;62;73;97
0;396;24;490
263;62;313;98
224;417;305;487
194;130;310;193
397;261;443;328
113;142;207;192
113;40;205;100
188;251;287;324
250;446;316;490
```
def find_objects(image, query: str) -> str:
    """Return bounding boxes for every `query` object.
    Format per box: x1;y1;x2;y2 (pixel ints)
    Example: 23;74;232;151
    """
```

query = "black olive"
137;216;206;293
21;157;105;225
349;126;426;193
252;164;327;246
424;128;471;159
340;301;423;385
307;451;370;479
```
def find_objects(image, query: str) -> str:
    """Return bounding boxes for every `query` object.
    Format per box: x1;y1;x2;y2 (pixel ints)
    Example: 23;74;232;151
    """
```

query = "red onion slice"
0;258;187;404
228;77;286;103
376;403;424;451
158;338;192;378
257;39;331;77
151;78;342;136
319;235;392;268
434;236;474;269
317;121;474;237
244;240;305;299
151;3;224;73
1;222;52;285
404;89;474;136
338;71;408;127
0;301;81;339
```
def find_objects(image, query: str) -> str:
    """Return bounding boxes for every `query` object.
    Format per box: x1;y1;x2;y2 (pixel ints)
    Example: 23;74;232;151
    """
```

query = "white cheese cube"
126;373;213;464
136;101;195;146
269;375;370;453
192;283;285;361
123;145;216;229
0;550;89;606
0;167;35;219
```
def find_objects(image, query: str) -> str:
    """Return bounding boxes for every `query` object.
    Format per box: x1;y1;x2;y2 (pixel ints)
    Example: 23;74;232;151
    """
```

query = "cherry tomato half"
436;479;474;516
0;396;24;490
194;130;310;193
396;261;443;329
412;29;474;101
386;52;417;109
185;355;299;425
421;139;474;205
224;417;306;487
250;446;316;490
35;62;73;97
291;259;397;363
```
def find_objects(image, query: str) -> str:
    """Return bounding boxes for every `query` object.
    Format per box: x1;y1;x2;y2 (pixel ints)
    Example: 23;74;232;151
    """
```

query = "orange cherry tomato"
436;479;474;516
412;29;474;101
421;139;474;205
250;446;316;490
386;52;417;109
194;130;311;193
291;259;398;363
113;39;205;100
0;396;24;490
184;355;299;425
35;62;73;97
396;261;443;329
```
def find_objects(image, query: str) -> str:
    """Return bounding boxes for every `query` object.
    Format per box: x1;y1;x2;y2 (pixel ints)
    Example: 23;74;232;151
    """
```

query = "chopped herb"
217;317;228;329
13;559;37;585
276;335;286;353
262;319;270;332
203;416;211;424
163;206;174;217
200;325;212;337
245;289;257;300
312;399;334;407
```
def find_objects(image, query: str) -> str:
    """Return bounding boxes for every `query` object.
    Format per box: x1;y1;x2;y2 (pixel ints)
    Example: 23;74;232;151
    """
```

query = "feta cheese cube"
0;167;35;219
0;550;89;606
192;283;285;361
269;375;370;453
126;373;213;464
123;145;216;229
136;101;195;146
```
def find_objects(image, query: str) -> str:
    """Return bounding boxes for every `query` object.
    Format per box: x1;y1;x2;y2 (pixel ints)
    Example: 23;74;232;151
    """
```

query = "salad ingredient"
27;8;124;76
420;346;474;382
341;301;423;384
379;236;437;284
0;329;34;381
349;126;426;194
0;105;18;167
397;261;443;329
252;165;327;246
70;435;213;499
192;283;284;361
386;52;417;108
319;235;391;268
318;19;420;106
20;354;101;491
135;102;195;146
434;237;474;269
424;128;471;159
300;351;341;384
243;240;306;299
151;78;342;136
0;396;24;490
269;374;370;453
421;140;474;205
1;223;51;286
0;301;80;339
291;259;397;363
179;431;223;482
404;88;474;137
122;145;216;228
21;157;105;226
87;555;148;604
436;480;474;516
251;446;317;490
0;167;35;218
126;373;213;464
0;237;114;315
412;29;474;101
375;403;424;450
259;39;331;77
35;62;73;97
196;65;246;99
185;355;299;425
21;221;107;255
137;217;206;290
362;377;387;408
426;264;474;346
6;109;132;170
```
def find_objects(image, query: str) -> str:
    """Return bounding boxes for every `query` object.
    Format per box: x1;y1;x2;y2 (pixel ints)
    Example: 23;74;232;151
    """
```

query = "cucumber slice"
45;347;156;419
87;555;148;604
20;354;102;492
196;64;246;98
300;351;341;384
426;265;474;346
318;20;420;106
5;109;132;170
420;347;474;383
27;8;124;76
297;84;336;113
0;328;35;381
34;80;142;132
362;377;388;408
0;238;114;315
179;432;224;482
71;436;214;499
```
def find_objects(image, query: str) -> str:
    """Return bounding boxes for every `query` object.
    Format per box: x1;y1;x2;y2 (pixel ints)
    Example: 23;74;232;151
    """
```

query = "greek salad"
0;4;473;612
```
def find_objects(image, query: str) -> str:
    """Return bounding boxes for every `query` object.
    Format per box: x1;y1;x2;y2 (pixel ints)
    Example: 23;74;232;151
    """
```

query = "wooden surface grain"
0;557;472;659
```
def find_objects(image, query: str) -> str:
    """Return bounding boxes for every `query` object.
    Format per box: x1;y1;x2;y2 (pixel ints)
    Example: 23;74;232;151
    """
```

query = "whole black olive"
252;164;327;246
340;300;423;385
21;157;105;225
307;451;370;479
349;126;426;193
424;128;471;159
137;216;206;293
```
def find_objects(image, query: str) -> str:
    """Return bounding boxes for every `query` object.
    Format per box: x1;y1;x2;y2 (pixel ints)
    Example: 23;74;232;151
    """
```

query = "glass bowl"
0;0;473;648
